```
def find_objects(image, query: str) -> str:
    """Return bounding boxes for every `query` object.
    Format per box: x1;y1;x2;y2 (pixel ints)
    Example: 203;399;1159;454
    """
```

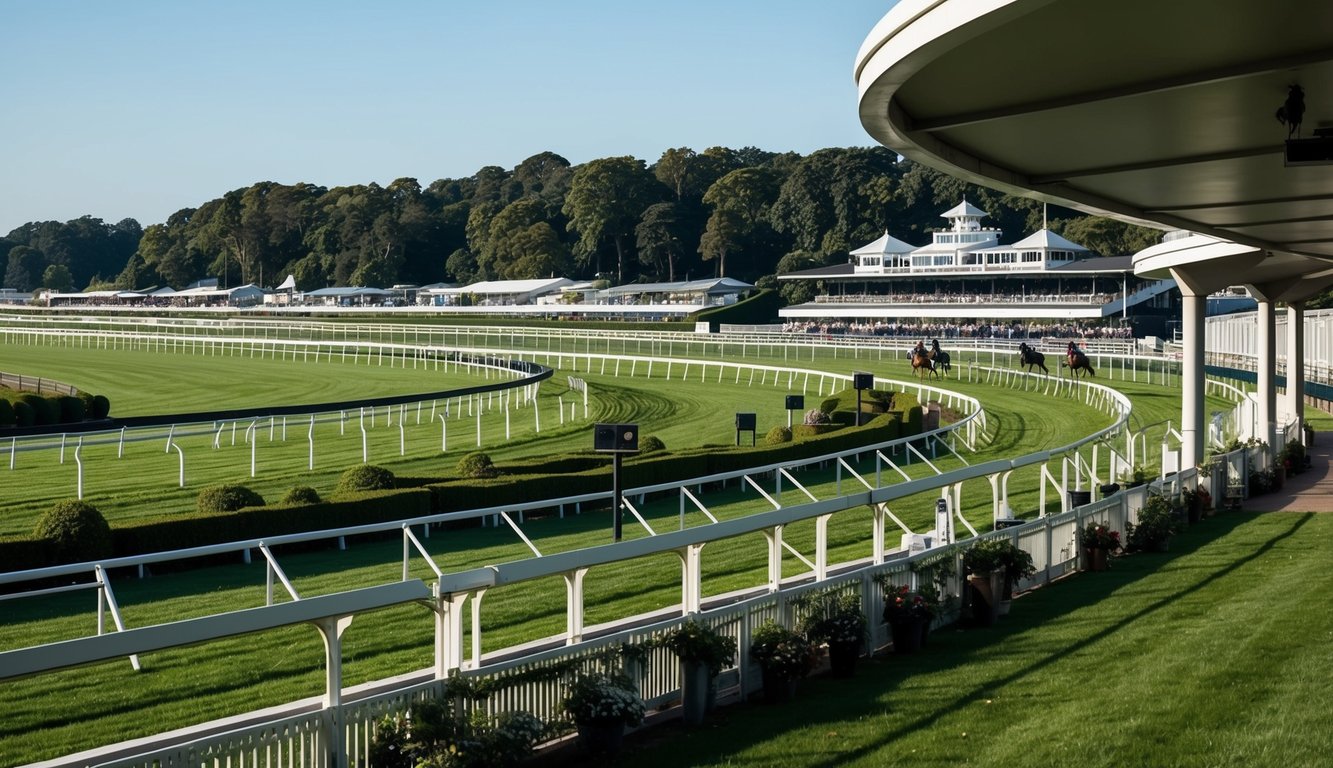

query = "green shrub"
819;397;840;414
765;425;792;445
91;394;111;419
12;400;34;427
197;484;266;514
639;434;666;453
19;394;57;425
457;452;498;479
0;398;12;426
33;500;113;564
282;486;321;505
58;395;86;423
336;464;397;493
792;423;839;439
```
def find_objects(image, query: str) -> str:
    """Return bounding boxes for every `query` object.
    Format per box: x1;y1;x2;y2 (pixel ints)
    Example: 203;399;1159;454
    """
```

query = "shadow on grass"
589;510;1312;768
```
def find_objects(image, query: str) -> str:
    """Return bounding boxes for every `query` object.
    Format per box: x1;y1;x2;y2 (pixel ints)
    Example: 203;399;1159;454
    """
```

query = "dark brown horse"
910;349;938;379
928;339;951;375
1017;342;1048;374
1065;348;1096;377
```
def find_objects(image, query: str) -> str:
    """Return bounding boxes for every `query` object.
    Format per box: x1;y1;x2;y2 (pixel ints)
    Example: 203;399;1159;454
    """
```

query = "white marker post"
438;414;448;452
74;438;84;499
307;414;315;470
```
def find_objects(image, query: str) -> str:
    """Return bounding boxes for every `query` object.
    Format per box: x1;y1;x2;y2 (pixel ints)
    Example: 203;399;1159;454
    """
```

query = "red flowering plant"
880;583;935;626
1079;520;1121;551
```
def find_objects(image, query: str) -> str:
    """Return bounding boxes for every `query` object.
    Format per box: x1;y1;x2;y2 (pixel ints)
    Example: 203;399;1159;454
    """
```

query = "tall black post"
856;389;863;427
613;452;624;542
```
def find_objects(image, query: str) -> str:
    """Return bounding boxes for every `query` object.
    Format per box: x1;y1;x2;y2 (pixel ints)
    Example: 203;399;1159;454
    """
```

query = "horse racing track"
0;318;1182;767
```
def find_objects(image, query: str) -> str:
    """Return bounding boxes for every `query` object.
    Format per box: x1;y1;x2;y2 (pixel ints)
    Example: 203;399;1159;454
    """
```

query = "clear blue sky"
0;0;895;235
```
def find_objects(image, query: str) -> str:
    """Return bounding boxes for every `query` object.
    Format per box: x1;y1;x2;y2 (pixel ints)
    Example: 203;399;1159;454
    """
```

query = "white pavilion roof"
940;200;988;219
1006;229;1090;252
851;231;918;256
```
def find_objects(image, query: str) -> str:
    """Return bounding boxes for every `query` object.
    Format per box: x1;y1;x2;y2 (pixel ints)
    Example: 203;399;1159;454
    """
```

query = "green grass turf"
590;511;1333;768
0;369;1139;766
0;328;1282;767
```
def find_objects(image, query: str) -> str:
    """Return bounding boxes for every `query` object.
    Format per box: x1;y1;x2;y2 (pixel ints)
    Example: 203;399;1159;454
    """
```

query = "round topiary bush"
33;500;113;563
197;484;266;514
282;486;321;505
91;394;111;419
457;451;498;478
12;400;35;427
639;435;666;454
19;394;57;425
0;398;13;426
765;426;792;445
58;395;86;423
336;464;396;493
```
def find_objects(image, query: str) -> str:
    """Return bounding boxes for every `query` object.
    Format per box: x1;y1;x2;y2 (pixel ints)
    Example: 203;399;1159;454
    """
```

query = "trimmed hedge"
765;426;792;445
12;401;34;427
0;398;12;426
111;489;432;558
198;484;266;514
639;435;666;454
336;464;397;493
19;394;57;426
457;452;498;479
33;500;113;564
282;486;322;505
58;395;86;423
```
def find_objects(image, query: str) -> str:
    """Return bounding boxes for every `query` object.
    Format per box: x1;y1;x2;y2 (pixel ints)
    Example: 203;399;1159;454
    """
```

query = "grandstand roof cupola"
941;199;989;232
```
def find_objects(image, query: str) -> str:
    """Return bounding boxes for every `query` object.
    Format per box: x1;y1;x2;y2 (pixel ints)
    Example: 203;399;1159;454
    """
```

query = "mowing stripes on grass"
604;512;1333;768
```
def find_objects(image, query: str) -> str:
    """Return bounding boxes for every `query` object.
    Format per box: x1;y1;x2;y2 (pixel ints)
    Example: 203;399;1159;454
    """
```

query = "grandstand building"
779;201;1180;336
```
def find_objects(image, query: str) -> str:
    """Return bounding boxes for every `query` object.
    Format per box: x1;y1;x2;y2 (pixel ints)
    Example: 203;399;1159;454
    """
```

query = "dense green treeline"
2;148;1163;302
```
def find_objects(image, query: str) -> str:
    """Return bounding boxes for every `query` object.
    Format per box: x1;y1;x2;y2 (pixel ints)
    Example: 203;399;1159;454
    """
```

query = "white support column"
433;589;469;678
564;568;588;645
763;527;783;592
314;615;354;768
1288;301;1306;441
678;544;704;614
1181;292;1206;468
814;514;830;581
871;504;886;564
1257;299;1277;450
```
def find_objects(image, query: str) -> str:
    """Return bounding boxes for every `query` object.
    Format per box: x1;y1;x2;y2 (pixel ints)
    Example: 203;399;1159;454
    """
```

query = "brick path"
1238;444;1333;512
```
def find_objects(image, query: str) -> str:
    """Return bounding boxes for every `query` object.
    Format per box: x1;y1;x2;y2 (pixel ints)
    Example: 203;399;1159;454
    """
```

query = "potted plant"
749;620;816;703
961;540;1009;625
964;538;1035;616
1078;520;1121;571
1126;494;1182;553
369;698;545;768
798;591;869;676
561;672;644;756
881;583;933;652
1181;486;1204;524
661;619;736;725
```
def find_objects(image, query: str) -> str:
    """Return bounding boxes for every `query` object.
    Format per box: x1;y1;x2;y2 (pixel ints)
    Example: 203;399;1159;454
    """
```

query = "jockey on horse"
909;340;936;378
1065;341;1096;377
928;338;951;374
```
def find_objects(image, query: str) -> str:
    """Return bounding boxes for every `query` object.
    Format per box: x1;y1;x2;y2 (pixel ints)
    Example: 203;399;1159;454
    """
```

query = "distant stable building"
779;201;1176;332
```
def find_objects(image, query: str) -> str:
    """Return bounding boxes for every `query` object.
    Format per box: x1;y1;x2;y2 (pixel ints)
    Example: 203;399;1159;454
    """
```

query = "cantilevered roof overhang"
855;0;1333;296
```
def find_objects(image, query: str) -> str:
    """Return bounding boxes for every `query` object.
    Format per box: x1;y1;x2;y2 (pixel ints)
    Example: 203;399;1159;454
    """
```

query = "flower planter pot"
828;640;861;677
578;718;626;756
966;571;1003;626
1083;547;1109;572
1187;497;1203;525
680;660;713;726
889;618;925;654
760;668;799;704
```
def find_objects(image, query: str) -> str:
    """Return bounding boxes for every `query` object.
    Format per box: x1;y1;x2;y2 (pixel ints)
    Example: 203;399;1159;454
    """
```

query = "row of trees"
3;148;1164;304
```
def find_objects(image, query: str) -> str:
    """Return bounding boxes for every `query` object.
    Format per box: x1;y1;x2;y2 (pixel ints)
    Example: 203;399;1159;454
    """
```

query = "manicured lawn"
599;511;1333;768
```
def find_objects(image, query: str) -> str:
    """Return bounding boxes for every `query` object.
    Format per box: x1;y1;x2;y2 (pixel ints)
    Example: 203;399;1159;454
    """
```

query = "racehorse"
910;348;938;379
1017;342;1049;374
928;339;952;375
1065;345;1096;377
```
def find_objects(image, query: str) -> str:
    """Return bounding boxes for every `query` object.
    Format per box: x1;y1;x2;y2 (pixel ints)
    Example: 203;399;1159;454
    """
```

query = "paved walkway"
1239;443;1333;512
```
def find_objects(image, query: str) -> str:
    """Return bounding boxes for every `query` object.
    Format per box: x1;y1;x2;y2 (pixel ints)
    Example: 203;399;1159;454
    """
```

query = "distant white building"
426;278;574;306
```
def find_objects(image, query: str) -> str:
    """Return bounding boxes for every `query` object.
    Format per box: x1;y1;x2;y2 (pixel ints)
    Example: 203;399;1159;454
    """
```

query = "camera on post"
593;423;639;453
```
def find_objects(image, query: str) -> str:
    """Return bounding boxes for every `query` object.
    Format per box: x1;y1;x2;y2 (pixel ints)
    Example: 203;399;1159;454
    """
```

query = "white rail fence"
1;362;1141;768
